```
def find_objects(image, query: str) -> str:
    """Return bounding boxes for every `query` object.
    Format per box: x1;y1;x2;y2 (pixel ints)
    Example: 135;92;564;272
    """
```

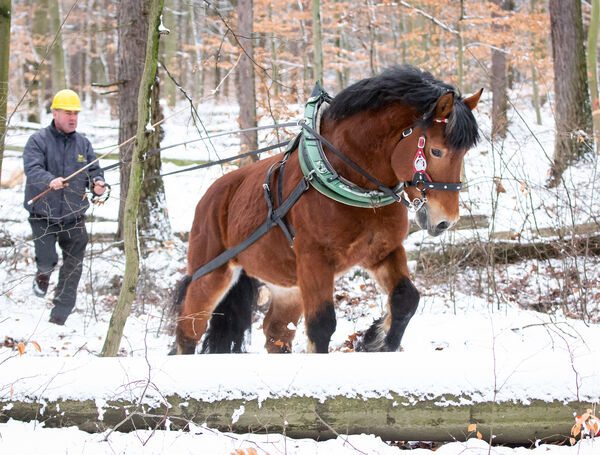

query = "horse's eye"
431;148;443;158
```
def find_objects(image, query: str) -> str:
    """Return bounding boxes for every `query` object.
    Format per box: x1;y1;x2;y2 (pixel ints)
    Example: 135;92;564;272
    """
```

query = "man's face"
52;109;79;134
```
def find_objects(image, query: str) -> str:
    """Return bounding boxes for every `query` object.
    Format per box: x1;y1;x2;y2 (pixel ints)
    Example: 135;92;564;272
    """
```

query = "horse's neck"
320;108;406;188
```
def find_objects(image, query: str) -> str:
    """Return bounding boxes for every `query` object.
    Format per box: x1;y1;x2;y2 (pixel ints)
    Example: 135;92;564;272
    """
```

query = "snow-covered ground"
1;93;599;453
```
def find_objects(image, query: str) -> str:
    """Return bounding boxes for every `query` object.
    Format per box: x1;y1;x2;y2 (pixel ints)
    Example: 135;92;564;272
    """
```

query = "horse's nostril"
437;221;450;231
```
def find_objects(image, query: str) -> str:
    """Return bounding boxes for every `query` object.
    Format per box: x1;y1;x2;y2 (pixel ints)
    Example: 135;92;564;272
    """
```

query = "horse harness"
190;84;462;282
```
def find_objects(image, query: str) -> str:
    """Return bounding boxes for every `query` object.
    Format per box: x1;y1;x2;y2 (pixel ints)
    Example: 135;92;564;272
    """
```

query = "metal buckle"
402;128;413;138
408;196;427;213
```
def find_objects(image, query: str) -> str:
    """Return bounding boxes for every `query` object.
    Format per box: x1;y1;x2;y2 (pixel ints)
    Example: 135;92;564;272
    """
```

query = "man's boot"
32;272;50;297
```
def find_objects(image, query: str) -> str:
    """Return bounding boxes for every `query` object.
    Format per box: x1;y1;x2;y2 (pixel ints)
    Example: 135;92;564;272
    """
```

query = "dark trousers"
29;216;88;323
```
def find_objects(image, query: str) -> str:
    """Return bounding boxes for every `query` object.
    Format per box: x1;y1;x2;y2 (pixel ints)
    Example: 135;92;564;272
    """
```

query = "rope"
106;140;292;187
99;121;299;173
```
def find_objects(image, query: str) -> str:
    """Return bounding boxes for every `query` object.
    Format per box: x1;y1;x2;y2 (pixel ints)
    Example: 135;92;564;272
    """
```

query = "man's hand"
49;177;68;190
93;180;106;196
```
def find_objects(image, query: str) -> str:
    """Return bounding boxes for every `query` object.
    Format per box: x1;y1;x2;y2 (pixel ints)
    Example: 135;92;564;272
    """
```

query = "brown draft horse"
173;65;482;354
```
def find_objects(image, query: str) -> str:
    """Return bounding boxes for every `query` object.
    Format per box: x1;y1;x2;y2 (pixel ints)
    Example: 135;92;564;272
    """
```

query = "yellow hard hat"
50;89;82;111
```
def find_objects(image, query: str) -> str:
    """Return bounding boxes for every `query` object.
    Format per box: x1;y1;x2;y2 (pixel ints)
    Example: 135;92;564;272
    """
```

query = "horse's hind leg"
175;266;238;354
359;247;419;352
262;285;303;353
201;269;260;353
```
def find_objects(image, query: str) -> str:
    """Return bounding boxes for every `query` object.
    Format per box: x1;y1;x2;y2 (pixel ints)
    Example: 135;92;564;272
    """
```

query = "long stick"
26;108;185;206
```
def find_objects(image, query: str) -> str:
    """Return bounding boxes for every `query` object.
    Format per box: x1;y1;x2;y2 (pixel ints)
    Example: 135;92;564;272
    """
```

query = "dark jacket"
23;121;104;222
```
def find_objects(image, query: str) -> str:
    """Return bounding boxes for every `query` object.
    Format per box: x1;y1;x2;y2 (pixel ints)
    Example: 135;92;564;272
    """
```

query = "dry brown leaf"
494;177;506;194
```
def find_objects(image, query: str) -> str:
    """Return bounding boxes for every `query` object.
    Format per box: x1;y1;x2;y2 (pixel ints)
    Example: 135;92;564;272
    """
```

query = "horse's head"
392;89;482;237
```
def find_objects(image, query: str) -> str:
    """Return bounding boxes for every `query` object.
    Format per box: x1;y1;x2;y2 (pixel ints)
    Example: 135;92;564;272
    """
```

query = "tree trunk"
116;0;149;240
456;0;464;93
490;0;512;140
188;1;204;99
68;13;86;98
587;0;600;154
1;355;595;444
311;0;323;84
138;75;170;254
234;0;258;164
101;0;164;357
160;0;177;108
48;0;66;92
0;0;10;181
530;0;542;125
25;0;48;122
548;0;593;186
102;0;118;117
1;393;590;444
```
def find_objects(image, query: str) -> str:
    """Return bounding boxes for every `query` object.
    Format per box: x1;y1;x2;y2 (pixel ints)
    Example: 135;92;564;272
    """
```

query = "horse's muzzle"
415;204;456;237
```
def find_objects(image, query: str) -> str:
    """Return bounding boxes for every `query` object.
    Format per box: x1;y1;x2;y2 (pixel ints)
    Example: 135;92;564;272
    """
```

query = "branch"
399;1;459;36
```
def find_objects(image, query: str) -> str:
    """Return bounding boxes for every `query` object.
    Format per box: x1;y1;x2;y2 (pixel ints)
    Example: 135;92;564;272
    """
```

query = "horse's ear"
463;88;484;111
435;92;454;119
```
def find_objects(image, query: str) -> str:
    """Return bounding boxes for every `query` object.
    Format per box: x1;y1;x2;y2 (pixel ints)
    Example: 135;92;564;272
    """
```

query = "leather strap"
191;176;309;282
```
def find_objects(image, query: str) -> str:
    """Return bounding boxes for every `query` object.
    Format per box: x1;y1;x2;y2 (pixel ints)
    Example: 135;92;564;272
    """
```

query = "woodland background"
1;0;600;346
0;1;599;450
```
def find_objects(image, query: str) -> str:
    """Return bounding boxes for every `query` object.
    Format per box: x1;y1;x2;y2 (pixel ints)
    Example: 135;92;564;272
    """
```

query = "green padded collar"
298;84;405;208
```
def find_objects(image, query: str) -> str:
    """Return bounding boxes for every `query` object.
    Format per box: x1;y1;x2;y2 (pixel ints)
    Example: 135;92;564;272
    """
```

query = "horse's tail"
172;274;192;317
168;274;193;355
201;269;260;354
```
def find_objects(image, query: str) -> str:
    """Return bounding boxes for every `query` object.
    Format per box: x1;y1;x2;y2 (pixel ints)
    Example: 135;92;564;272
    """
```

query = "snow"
1;420;596;455
1;96;600;453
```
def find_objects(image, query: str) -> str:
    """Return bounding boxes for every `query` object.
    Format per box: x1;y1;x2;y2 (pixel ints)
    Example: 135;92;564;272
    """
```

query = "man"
23;89;106;325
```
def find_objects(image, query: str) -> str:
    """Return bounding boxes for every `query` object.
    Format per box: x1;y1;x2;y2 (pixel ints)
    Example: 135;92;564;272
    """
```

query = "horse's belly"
233;230;298;287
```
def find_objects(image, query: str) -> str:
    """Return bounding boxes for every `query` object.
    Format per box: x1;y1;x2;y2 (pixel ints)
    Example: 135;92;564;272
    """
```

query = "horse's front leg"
297;254;336;353
360;247;419;352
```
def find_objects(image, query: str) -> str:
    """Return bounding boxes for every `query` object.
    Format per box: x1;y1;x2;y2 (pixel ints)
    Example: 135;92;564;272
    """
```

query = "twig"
313;410;368;455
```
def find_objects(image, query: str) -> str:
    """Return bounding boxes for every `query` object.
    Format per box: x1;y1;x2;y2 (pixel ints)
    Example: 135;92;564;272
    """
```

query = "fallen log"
0;392;594;444
408;224;600;267
1;352;597;443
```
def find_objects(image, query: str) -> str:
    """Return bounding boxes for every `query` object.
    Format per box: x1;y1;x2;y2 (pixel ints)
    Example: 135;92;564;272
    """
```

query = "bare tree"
490;0;513;139
312;0;323;83
548;0;592;186
587;0;600;153
0;0;11;180
116;0;148;240
234;0;258;163
48;0;66;92
116;0;168;244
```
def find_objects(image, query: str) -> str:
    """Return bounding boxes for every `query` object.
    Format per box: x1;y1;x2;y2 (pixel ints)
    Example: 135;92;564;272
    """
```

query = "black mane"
323;65;479;150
